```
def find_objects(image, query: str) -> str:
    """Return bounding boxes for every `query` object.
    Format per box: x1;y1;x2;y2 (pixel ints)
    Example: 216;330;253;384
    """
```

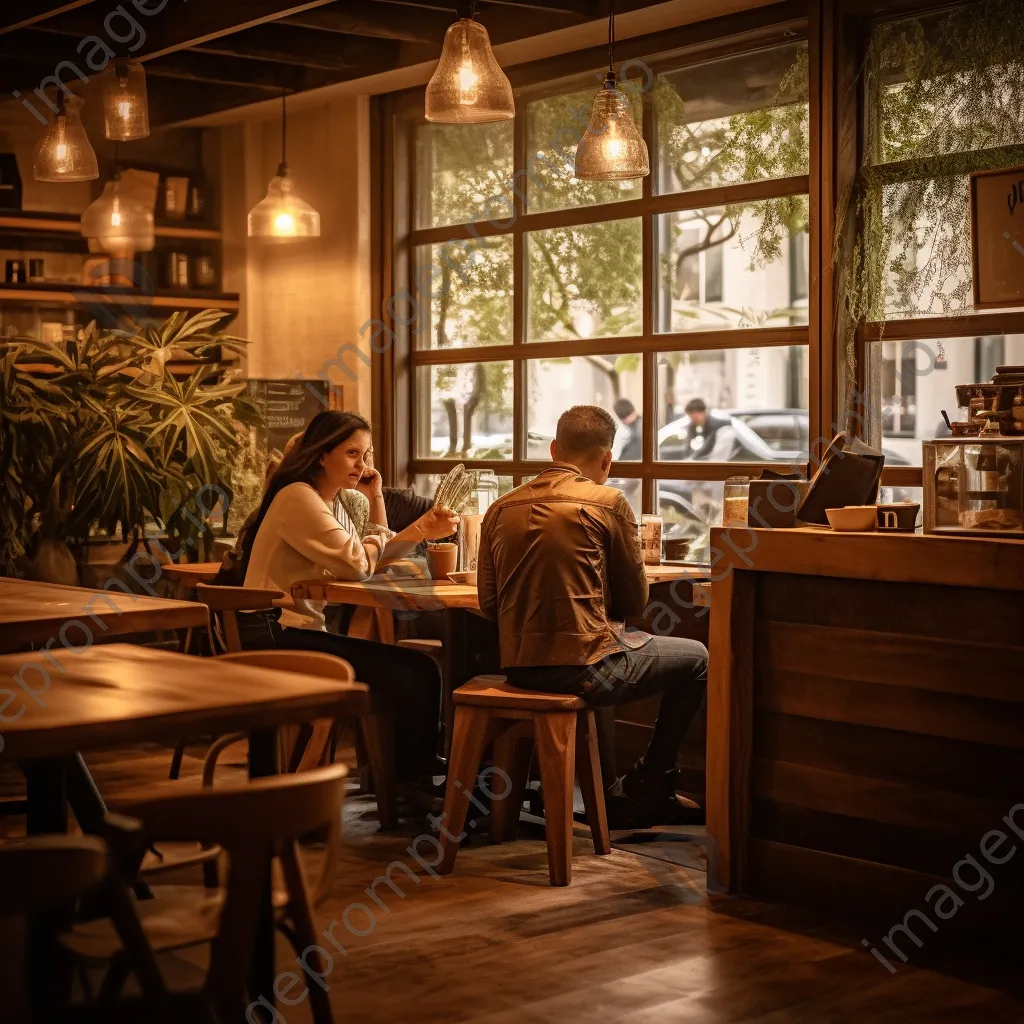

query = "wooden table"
293;563;708;622
2;643;369;1013
0;577;208;654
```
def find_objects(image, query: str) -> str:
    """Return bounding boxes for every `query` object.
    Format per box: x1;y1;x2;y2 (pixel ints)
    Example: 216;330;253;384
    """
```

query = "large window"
394;37;811;559
861;5;1024;483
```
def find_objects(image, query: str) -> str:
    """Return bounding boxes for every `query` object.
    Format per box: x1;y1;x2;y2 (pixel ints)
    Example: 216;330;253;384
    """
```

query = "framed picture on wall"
970;165;1024;309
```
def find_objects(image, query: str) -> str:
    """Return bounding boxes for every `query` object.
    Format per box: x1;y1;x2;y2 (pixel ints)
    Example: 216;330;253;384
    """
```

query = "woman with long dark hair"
241;410;459;782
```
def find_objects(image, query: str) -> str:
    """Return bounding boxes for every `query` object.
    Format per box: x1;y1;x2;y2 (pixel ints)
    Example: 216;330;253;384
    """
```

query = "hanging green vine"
838;0;1024;410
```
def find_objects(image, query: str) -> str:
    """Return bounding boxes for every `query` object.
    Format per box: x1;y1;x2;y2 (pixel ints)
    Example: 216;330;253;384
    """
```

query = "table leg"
21;758;68;1014
248;726;279;1009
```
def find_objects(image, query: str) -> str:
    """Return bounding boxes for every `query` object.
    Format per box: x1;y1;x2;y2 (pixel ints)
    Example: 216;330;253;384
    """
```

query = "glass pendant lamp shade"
81;174;155;255
425;19;513;124
248;163;321;241
575;73;649;181
101;60;150;141
33;95;98;182
248;90;320;242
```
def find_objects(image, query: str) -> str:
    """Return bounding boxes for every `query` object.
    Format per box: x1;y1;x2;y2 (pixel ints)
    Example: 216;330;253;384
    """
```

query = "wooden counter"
706;527;1024;936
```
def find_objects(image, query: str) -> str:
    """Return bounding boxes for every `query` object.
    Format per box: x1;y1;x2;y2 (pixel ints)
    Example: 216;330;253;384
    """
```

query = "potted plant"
0;309;261;585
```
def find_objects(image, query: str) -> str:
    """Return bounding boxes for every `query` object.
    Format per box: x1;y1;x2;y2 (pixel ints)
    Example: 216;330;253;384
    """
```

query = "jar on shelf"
723;477;751;528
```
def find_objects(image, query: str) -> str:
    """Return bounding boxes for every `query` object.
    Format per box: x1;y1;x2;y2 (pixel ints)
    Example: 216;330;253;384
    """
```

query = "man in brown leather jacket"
478;405;708;828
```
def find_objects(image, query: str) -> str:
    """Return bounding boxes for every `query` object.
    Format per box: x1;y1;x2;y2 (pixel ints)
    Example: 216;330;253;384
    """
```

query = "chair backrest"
217;649;355;771
0;836;109;916
195;584;283;652
117;764;347;1008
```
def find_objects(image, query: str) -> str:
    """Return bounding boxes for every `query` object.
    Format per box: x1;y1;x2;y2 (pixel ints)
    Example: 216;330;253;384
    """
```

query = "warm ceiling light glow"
575;74;649;182
248;91;321;243
574;2;649;182
425;18;513;124
81;173;155;255
34;94;98;183
249;167;320;241
101;60;150;141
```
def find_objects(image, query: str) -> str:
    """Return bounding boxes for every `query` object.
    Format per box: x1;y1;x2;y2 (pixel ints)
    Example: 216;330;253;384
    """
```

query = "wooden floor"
3;744;1022;1023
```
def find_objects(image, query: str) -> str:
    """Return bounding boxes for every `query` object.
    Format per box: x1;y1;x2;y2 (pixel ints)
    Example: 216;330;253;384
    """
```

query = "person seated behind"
240;411;459;783
477;405;708;828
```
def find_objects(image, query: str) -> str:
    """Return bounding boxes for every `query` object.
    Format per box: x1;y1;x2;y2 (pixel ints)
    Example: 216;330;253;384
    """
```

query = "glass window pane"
654;42;808;196
658;479;724;564
525;353;643;461
415;361;513;460
876;336;1021;467
527;219;643;341
655;199;809;332
525;85;643;214
414;236;513;350
415;121;514;230
656;346;809;463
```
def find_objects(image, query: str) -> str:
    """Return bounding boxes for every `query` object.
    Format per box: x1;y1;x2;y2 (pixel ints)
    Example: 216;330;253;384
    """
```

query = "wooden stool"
438;675;610;886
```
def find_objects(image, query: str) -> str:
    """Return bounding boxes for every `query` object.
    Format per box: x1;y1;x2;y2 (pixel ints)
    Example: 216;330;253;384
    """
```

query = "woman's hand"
417;506;460;541
355;467;384;501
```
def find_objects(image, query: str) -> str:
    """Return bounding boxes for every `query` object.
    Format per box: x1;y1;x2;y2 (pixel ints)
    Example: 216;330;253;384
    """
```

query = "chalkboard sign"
245;379;330;454
971;165;1024;310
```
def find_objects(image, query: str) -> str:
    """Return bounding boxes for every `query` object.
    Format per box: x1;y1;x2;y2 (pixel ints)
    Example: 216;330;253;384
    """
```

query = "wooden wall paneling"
749;839;1024;942
754;711;1024;801
757;571;1024;642
762;621;1024;703
756;670;1024;750
706;569;757;894
752;757;1011;836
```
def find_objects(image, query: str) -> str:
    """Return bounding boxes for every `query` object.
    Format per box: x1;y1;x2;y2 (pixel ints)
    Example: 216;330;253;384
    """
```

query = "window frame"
379;12;819;511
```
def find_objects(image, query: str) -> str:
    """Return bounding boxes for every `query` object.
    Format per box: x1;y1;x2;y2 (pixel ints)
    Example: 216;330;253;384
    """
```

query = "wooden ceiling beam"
279;4;452;43
189;25;399;71
30;0;341;61
0;1;99;36
144;51;344;93
377;0;600;15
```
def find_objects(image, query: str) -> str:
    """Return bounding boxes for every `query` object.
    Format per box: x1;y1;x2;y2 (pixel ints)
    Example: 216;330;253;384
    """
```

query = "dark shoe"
620;764;706;827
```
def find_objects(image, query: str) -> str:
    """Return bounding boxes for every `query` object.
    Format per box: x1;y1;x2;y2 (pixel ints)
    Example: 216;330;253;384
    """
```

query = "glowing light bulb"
458;58;479;105
274;211;297;235
118;99;132;120
111;210;122;228
603;133;625;160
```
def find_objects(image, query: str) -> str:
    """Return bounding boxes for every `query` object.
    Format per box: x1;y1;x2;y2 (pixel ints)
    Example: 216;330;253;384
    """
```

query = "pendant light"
574;0;649;181
101;60;150;141
81;164;155;257
248;90;320;242
425;3;513;124
33;93;98;183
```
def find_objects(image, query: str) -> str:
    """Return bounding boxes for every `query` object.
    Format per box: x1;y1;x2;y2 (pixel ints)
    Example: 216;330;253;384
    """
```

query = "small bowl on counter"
447;570;478;586
825;506;878;532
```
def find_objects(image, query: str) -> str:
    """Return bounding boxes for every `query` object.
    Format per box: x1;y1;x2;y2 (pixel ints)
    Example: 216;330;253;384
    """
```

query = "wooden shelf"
0;211;222;242
0;284;239;313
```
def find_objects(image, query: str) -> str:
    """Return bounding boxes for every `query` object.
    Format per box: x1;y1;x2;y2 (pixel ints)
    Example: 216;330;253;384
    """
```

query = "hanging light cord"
280;88;288;174
607;0;615;74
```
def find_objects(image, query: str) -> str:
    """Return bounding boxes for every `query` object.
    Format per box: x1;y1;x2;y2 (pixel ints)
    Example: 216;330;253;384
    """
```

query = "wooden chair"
58;764;349;1024
0;836;110;1021
166;584;284;781
438;675;611;886
193;591;400;830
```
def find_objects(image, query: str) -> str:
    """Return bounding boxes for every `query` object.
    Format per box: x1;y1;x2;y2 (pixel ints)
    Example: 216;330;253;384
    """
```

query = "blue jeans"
505;633;708;786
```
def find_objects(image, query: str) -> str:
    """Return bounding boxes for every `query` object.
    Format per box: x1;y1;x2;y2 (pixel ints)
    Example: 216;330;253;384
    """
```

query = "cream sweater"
244;482;382;630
